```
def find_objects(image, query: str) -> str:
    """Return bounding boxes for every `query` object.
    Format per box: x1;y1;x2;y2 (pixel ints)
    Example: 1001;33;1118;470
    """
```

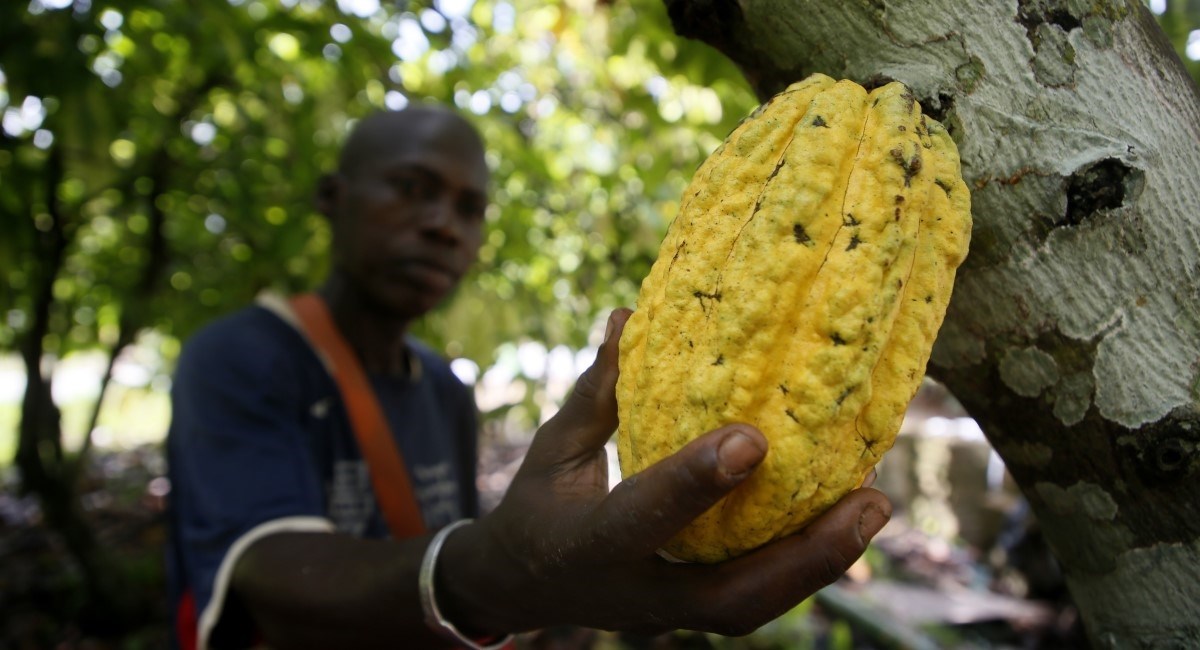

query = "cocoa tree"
662;0;1199;646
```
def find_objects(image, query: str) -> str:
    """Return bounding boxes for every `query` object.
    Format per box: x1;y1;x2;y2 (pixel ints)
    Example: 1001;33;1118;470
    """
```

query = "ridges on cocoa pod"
615;73;972;563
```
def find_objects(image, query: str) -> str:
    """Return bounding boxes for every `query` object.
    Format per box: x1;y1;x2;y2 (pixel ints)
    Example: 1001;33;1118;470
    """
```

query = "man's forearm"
231;531;455;649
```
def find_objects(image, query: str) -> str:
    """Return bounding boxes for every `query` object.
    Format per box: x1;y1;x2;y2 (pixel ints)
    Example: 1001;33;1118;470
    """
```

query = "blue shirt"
165;304;478;648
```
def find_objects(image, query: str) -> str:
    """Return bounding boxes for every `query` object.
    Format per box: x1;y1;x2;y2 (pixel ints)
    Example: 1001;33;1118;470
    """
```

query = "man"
166;105;892;649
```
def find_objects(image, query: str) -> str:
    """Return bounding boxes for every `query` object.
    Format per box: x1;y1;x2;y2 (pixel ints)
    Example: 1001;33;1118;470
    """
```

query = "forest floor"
0;441;1087;650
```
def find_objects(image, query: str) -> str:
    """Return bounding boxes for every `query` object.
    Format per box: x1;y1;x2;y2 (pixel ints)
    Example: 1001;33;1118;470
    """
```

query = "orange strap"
288;293;427;539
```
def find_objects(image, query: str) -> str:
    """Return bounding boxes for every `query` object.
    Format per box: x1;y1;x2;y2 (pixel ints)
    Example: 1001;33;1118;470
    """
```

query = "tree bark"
663;0;1200;646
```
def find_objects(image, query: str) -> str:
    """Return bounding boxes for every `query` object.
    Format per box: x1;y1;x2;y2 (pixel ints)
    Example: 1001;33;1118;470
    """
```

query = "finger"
523;308;632;468
584;424;767;559
859;467;878;489
679;488;891;635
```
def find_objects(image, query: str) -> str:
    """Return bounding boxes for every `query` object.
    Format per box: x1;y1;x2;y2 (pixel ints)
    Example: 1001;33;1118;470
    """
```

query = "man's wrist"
422;519;518;646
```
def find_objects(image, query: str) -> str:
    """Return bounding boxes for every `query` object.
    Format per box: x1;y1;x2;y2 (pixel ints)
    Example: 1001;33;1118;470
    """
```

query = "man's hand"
440;309;892;637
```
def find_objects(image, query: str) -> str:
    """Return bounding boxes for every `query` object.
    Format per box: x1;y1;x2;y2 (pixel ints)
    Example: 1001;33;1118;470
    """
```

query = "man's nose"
417;196;462;242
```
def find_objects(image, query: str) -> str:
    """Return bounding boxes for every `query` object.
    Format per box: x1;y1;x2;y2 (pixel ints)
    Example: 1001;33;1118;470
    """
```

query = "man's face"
329;122;489;321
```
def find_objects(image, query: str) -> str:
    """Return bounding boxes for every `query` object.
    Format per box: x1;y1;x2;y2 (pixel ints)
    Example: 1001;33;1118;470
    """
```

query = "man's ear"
315;173;342;218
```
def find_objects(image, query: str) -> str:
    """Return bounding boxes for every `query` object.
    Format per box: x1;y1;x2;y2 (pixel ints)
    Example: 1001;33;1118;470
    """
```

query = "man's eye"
392;175;418;195
458;198;487;221
392;173;444;201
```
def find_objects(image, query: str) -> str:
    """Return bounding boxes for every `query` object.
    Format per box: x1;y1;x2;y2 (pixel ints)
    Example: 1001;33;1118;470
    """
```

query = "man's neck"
318;275;413;376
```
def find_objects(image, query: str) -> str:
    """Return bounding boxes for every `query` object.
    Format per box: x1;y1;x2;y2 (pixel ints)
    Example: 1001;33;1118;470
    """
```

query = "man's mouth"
379;258;458;291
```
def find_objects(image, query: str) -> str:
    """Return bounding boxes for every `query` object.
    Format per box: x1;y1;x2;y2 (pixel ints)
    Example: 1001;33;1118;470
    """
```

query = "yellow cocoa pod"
615;73;972;563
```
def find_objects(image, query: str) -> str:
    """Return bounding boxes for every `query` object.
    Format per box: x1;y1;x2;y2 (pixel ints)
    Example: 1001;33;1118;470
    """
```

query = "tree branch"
16;143;71;491
74;72;225;464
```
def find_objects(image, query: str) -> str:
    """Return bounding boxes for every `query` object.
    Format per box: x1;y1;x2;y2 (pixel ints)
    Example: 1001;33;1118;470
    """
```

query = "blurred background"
2;0;1198;648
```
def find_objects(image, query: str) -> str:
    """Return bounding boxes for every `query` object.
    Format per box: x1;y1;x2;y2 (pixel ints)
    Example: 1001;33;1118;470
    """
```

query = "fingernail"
603;313;616;343
859;503;889;541
717;432;763;477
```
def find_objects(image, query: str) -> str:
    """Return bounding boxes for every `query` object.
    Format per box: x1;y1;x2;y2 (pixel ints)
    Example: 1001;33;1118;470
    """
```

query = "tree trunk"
663;0;1200;646
14;144;135;632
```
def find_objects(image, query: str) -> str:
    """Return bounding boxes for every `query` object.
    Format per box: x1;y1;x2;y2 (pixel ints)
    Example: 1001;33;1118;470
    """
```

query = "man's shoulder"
184;304;295;349
177;304;312;375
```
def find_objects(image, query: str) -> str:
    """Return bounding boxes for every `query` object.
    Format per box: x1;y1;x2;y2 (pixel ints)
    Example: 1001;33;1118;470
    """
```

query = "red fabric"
175;590;198;650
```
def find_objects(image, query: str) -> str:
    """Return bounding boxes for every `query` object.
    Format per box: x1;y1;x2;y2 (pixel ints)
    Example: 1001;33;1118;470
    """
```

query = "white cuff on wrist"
419;518;514;650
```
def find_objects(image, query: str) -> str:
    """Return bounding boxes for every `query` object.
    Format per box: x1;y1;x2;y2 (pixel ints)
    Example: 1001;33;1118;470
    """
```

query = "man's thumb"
587;424;768;559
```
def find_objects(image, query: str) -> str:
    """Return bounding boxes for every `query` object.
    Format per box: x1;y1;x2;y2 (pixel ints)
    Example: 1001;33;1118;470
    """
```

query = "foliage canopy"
0;0;756;387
